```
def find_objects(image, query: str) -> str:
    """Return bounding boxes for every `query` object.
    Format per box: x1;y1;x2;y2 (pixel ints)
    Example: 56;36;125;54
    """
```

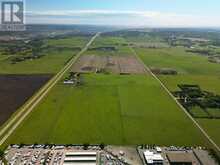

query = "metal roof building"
63;151;97;165
144;150;164;164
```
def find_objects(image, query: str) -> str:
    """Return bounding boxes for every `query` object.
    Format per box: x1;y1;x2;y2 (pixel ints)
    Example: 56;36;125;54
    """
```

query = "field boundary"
0;33;100;146
128;44;220;154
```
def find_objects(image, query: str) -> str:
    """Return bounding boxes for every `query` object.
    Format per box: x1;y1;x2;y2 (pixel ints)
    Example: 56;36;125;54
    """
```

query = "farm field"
159;75;220;147
135;47;220;75
0;36;90;74
1;36;209;148
133;45;220;148
71;55;145;74
2;34;219;151
0;50;74;74
46;36;90;48
90;36;127;47
87;36;132;56
0;74;52;126
3;74;206;146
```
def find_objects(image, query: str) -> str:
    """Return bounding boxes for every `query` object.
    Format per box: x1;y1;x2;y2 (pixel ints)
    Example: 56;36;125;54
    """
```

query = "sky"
24;0;220;27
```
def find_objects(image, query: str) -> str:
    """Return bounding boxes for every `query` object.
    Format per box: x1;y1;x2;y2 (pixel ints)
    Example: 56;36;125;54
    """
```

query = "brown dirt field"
0;74;52;126
71;55;145;74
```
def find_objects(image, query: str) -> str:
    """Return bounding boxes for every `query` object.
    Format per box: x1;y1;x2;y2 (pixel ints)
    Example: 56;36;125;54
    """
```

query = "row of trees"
174;84;220;114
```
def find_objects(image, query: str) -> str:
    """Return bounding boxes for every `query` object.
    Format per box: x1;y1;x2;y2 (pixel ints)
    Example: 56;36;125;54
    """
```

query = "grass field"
3;74;206;146
1;36;209;148
0;36;90;74
2;35;219;150
133;46;220;148
90;36;126;47
46;36;90;48
87;36;132;56
0;50;74;74
125;35;169;48
135;47;220;75
189;106;209;118
207;108;220;118
158;75;220;147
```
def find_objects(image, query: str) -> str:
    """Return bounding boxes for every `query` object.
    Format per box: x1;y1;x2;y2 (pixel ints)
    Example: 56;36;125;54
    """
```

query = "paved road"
128;45;220;154
0;32;100;146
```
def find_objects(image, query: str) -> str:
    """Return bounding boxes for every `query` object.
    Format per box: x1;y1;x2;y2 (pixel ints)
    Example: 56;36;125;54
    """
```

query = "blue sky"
25;0;220;27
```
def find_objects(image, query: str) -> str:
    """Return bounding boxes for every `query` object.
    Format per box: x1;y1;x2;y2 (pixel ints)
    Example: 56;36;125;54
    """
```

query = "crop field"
135;47;220;75
159;75;220;147
90;36;127;47
0;36;209;148
2;33;220;152
86;36;132;56
125;35;169;48
132;45;220;148
0;36;90;74
0;50;74;74
0;74;52;126
189;106;210;118
71;55;145;74
207;108;220;118
46;36;90;48
4;74;206;146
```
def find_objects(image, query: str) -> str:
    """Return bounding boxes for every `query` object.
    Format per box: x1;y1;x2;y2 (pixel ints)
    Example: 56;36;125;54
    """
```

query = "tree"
99;143;105;150
0;149;7;164
83;143;89;150
0;150;4;159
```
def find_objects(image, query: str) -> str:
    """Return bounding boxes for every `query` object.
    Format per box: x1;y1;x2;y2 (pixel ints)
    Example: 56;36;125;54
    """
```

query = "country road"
128;45;220;154
0;32;100;146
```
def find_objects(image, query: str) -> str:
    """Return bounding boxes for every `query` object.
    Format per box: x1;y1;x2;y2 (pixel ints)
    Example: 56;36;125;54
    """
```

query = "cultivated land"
160;75;220;147
71;55;145;74
4;74;206;146
0;36;90;74
1;36;208;148
0;74;52;126
134;46;220;148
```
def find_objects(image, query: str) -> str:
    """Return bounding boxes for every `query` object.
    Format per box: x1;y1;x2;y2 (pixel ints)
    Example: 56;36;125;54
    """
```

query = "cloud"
25;10;220;27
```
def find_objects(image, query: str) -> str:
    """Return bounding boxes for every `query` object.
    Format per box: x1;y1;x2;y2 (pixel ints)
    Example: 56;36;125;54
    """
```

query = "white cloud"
25;10;220;27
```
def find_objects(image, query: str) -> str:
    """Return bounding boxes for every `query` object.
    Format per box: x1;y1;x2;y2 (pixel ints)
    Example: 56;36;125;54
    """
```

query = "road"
0;32;100;146
129;45;220;154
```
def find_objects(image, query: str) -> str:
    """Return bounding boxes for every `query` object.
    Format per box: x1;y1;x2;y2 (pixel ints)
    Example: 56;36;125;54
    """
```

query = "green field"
207;108;220;118
46;36;90;48
135;47;220;75
125;35;169;48
189;106;209;118
159;75;220;147
4;74;206;146
0;50;74;74
87;36;132;56
1;36;209;148
90;36;127;47
133;45;220;148
0;36;90;74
